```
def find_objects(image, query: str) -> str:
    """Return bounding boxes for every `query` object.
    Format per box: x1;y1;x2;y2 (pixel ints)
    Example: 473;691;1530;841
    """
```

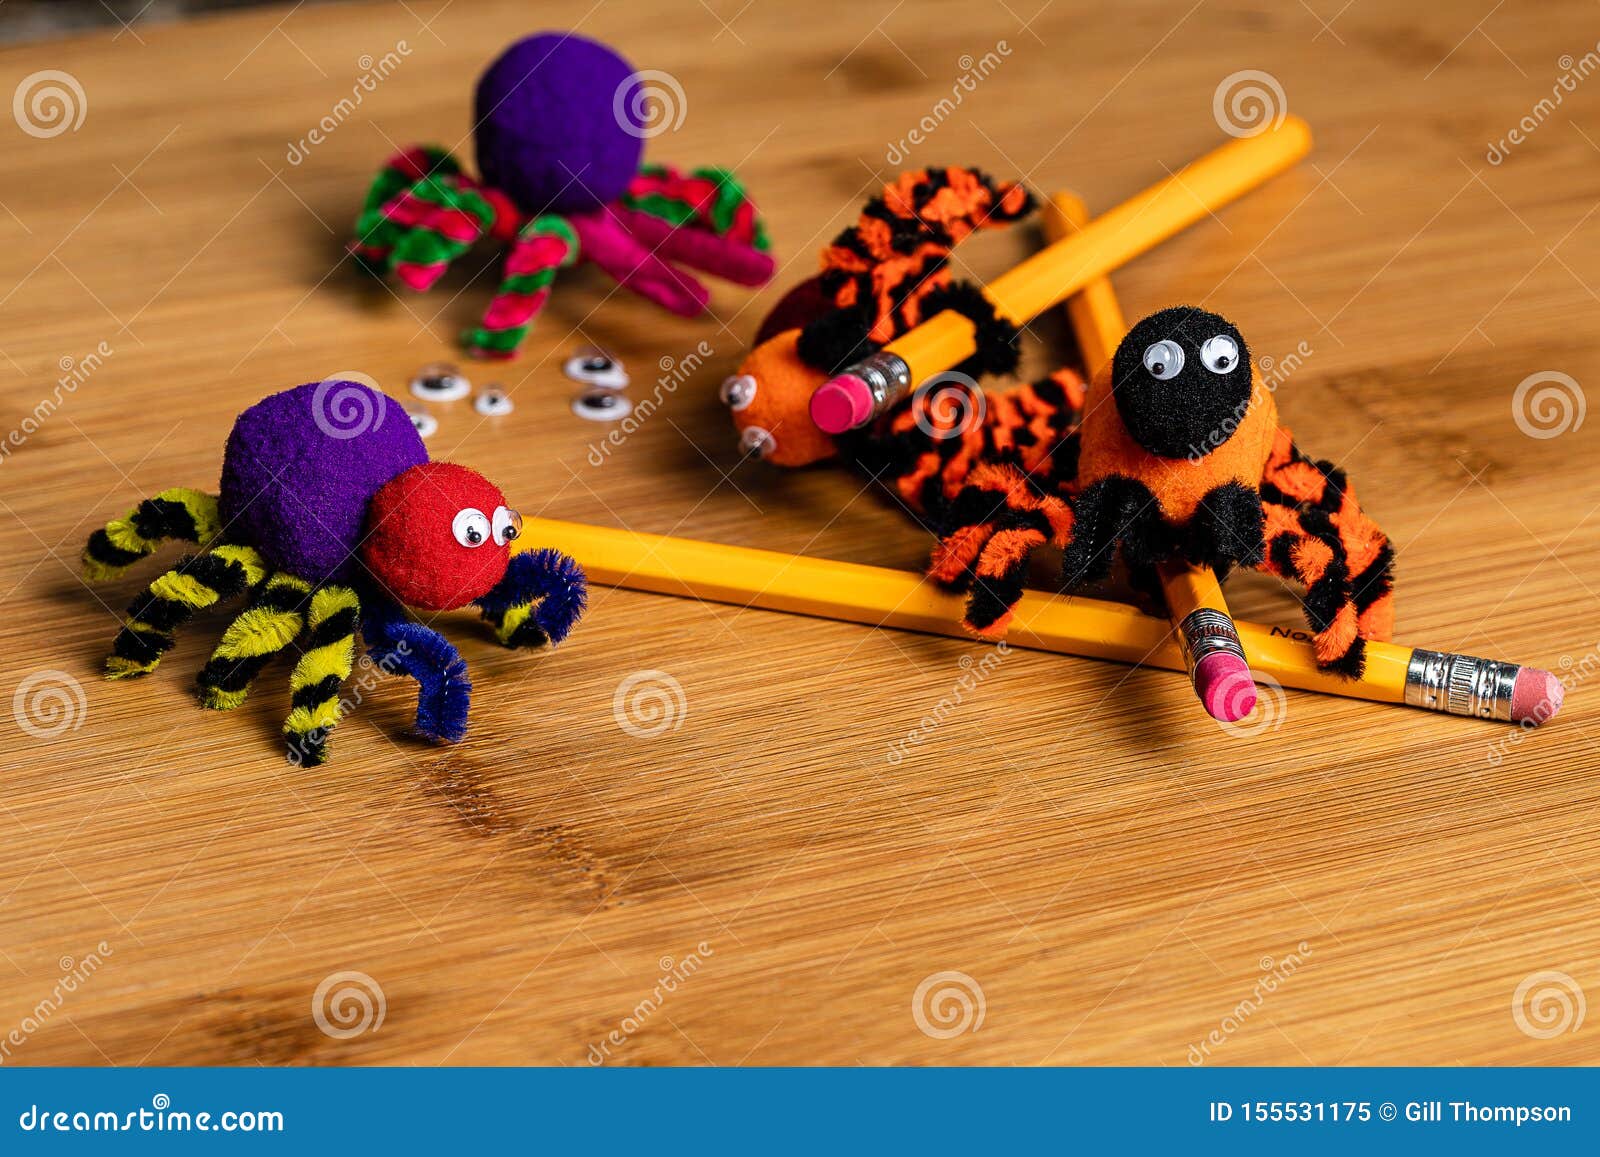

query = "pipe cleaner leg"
461;215;579;359
196;572;312;710
1257;430;1396;676
928;464;1073;638
83;488;222;582
1060;476;1165;588
105;545;267;679
283;585;360;767
350;146;460;273
362;598;472;744
474;548;588;648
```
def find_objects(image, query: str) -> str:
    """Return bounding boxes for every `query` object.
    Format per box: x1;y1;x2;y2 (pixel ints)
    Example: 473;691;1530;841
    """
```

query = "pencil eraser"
1510;667;1564;726
1195;653;1256;723
810;376;874;434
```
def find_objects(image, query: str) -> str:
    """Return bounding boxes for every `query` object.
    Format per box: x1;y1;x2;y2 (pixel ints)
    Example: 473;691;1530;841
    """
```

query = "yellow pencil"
516;518;1564;726
1047;191;1257;723
810;116;1313;434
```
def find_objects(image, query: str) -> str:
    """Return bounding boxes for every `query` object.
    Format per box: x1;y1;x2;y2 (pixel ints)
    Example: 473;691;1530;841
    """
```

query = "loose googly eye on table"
407;411;438;438
563;351;628;390
473;387;514;416
410;362;471;402
572;390;634;422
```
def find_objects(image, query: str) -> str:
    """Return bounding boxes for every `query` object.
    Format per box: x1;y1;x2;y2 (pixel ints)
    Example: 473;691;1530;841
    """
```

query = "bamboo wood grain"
0;0;1596;1068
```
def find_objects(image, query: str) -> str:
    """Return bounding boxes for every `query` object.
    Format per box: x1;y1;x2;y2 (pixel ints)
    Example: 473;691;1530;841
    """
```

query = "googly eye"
719;374;757;412
408;411;438;438
452;507;491;549
739;425;775;459
1142;340;1185;381
1199;334;1240;375
491;505;522;546
410;363;470;402
572;390;634;422
473;387;514;417
563;351;628;390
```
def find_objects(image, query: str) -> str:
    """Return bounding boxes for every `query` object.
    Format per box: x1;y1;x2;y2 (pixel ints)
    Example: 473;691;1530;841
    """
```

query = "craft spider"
720;165;1395;675
83;380;587;765
350;32;774;359
931;307;1396;675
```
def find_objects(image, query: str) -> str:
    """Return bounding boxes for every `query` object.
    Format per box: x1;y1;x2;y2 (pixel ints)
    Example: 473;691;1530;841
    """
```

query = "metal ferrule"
843;351;912;419
1177;608;1246;679
1403;648;1520;722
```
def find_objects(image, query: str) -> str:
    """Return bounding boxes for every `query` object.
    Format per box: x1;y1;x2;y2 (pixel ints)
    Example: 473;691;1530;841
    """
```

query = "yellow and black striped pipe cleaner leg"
196;572;313;710
283;585;360;766
105;545;268;679
83;488;221;581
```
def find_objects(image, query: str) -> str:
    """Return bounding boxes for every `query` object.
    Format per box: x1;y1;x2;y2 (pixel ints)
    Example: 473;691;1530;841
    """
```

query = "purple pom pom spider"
82;380;587;765
349;32;775;359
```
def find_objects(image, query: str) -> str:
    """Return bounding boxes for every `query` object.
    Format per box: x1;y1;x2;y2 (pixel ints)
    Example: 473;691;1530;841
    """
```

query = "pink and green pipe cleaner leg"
461;215;580;359
620;164;774;283
350;145;460;272
623;165;771;247
381;174;504;292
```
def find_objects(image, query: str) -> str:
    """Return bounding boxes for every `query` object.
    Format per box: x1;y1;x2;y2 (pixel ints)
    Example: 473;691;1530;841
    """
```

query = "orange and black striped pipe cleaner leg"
1257;431;1395;676
930;462;1074;638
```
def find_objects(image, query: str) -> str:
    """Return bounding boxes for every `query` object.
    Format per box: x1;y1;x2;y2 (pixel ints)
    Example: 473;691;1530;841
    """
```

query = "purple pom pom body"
473;32;645;217
218;381;428;583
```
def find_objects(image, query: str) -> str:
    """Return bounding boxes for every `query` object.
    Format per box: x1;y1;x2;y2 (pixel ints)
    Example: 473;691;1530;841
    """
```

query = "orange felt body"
730;328;839;468
1075;362;1279;523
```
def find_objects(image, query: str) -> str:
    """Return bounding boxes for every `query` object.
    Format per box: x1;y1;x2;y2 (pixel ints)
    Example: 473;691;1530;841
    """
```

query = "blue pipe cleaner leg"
475;547;588;648
362;598;472;743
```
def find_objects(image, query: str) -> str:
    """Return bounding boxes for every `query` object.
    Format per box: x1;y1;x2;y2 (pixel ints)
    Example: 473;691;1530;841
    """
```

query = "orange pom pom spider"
931;307;1395;675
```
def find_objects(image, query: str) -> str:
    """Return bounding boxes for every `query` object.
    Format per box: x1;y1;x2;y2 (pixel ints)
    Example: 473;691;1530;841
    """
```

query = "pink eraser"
1194;652;1256;723
1510;667;1564;726
810;375;875;434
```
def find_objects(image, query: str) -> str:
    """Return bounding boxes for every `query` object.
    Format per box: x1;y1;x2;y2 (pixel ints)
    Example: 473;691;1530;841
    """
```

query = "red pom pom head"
361;462;516;610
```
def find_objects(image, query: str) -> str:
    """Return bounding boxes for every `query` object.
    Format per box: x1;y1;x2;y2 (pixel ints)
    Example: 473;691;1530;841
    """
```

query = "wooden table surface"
2;0;1598;1067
